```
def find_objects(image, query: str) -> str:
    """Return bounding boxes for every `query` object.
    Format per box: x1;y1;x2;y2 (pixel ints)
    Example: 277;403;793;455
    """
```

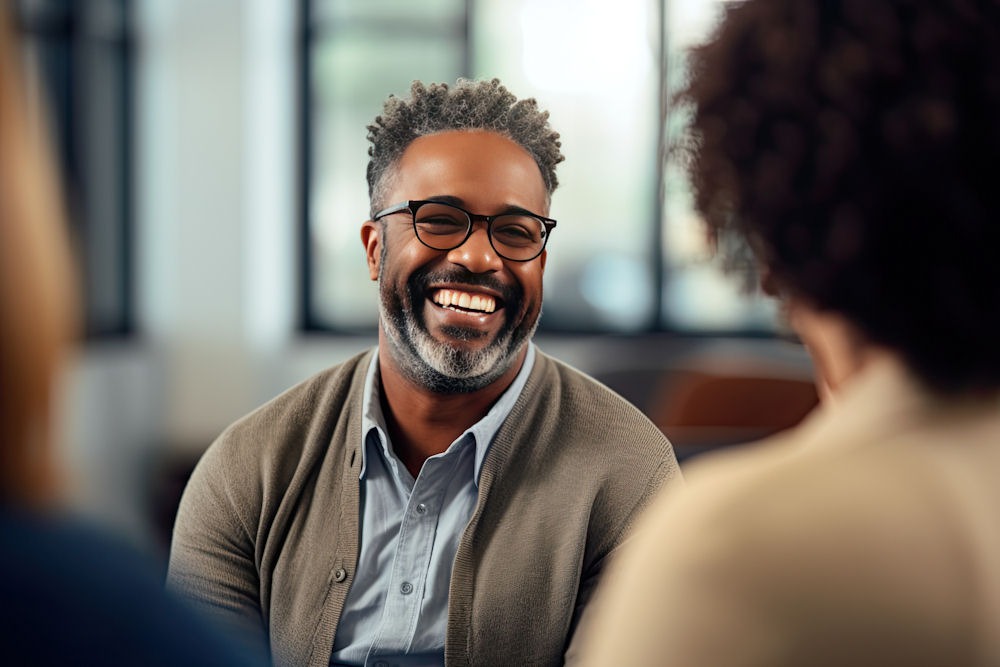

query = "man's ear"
360;220;381;281
538;249;547;273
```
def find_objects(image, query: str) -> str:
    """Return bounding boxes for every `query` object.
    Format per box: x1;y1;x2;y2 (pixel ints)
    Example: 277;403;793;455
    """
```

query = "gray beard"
378;293;538;394
376;241;539;394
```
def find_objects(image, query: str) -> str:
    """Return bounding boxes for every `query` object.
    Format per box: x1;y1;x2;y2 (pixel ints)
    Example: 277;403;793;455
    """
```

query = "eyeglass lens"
413;202;546;260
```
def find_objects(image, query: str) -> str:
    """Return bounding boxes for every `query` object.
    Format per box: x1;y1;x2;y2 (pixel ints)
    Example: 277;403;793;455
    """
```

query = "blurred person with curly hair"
578;0;1000;665
168;78;680;667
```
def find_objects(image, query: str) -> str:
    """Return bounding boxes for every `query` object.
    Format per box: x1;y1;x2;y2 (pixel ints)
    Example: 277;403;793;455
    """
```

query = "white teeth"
432;289;497;313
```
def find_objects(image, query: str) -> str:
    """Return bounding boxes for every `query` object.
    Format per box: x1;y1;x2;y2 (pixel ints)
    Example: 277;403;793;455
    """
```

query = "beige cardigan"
168;348;679;667
579;356;1000;666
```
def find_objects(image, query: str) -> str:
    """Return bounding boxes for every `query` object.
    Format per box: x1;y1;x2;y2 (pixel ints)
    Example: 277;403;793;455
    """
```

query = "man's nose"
446;223;503;273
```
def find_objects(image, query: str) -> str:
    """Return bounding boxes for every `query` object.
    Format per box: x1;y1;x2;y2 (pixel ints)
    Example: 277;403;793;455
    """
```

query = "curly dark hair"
366;78;564;214
679;0;1000;393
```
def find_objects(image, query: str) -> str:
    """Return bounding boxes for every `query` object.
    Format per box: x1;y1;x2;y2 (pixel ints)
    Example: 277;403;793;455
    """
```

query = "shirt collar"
360;344;536;487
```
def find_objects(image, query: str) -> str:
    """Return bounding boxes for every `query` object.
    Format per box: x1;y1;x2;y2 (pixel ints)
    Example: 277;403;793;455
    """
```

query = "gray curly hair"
366;78;565;215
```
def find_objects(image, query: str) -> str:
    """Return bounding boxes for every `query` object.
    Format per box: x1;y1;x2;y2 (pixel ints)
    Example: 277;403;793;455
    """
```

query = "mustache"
410;266;518;304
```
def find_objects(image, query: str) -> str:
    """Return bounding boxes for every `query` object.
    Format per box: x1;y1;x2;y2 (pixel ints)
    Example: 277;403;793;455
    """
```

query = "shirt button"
415;503;427;515
400;581;413;595
374;662;388;667
332;568;347;583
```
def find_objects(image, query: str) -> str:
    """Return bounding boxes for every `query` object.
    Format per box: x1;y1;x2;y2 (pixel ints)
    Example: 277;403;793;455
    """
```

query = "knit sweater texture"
168;348;679;666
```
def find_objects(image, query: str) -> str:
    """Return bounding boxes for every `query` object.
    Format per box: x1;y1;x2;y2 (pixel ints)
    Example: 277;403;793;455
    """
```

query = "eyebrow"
423;195;542;217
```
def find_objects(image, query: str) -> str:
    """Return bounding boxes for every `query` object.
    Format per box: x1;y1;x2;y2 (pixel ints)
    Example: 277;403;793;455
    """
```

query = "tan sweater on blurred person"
577;354;1000;666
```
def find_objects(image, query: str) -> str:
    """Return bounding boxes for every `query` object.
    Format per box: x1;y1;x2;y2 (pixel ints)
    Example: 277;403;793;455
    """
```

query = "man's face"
361;130;549;394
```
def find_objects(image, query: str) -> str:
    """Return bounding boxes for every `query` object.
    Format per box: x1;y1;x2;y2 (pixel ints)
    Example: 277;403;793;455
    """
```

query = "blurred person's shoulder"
614;367;1000;664
657;354;994;537
646;384;975;575
0;505;268;666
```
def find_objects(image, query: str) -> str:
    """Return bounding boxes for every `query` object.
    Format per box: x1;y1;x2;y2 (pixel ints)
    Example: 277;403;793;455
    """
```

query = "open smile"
430;287;502;315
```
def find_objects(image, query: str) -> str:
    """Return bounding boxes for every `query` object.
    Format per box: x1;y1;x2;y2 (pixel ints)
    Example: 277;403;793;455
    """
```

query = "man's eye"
417;218;466;235
493;218;541;246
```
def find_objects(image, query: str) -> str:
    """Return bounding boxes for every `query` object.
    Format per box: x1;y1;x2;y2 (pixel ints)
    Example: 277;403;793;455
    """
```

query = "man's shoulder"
510;350;679;489
208;348;372;461
532;350;631;403
529;350;666;441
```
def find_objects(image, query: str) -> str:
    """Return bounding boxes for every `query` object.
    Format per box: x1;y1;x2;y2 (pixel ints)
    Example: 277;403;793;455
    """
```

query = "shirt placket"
366;451;459;664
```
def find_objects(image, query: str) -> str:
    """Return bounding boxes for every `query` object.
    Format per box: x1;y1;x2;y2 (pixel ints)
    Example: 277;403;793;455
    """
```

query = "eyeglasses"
373;199;556;262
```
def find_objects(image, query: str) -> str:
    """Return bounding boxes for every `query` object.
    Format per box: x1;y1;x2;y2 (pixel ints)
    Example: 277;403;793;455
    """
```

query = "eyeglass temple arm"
373;201;413;220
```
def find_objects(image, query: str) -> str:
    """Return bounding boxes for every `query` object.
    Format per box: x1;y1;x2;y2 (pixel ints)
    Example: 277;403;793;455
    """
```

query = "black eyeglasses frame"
372;199;557;262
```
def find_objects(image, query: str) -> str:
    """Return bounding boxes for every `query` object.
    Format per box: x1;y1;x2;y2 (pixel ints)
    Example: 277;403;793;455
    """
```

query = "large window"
15;0;134;338
302;0;775;334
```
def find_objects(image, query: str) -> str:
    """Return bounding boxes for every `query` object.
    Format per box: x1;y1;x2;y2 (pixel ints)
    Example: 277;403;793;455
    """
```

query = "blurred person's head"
680;0;1000;395
0;6;76;506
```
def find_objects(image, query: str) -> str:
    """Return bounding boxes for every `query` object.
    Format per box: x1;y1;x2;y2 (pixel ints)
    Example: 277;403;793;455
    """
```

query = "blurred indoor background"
11;0;814;562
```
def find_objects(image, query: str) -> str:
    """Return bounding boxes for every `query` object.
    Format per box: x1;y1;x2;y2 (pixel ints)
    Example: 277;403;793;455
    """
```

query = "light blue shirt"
330;344;536;667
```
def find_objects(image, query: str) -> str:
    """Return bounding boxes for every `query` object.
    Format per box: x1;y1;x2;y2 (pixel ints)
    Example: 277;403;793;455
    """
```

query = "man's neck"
376;343;526;479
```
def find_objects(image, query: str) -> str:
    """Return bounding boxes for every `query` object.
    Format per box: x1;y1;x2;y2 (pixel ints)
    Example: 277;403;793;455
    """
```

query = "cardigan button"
333;568;347;583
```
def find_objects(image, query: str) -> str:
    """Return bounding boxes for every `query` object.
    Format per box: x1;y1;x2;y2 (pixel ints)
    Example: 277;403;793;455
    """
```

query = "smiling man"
167;79;680;667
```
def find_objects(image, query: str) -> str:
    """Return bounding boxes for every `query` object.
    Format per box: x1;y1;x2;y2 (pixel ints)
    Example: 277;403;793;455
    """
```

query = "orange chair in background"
650;369;819;461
